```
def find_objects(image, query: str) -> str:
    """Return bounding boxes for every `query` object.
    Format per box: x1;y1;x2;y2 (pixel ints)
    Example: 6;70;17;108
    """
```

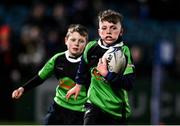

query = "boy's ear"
98;28;100;34
64;37;68;45
119;28;123;36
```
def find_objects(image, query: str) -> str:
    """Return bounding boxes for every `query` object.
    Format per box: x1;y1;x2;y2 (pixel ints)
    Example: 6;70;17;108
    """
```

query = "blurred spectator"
0;23;14;121
131;45;143;64
138;0;150;19
22;2;50;33
44;29;66;59
43;3;68;58
172;46;180;79
131;45;143;76
15;25;46;80
92;0;105;14
131;45;152;77
50;3;68;31
69;0;94;27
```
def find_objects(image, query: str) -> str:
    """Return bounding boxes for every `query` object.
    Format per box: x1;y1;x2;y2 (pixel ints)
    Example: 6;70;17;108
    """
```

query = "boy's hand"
97;58;108;77
66;84;81;100
12;87;24;99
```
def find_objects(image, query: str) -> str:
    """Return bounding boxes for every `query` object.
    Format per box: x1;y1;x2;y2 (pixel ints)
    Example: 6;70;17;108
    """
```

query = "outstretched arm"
12;75;44;99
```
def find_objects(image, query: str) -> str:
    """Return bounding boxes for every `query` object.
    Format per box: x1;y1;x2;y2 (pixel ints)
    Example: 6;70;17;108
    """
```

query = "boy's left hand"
66;84;81;100
97;58;108;77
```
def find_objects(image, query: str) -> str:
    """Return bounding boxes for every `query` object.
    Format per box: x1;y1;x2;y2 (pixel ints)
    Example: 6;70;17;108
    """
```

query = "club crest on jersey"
92;68;102;80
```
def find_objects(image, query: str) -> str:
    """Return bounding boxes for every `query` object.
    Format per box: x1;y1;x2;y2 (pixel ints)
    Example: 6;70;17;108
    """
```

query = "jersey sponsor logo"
59;79;75;90
91;55;98;59
57;66;64;71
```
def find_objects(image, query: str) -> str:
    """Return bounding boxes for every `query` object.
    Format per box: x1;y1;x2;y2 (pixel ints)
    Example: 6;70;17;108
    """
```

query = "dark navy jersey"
53;53;80;80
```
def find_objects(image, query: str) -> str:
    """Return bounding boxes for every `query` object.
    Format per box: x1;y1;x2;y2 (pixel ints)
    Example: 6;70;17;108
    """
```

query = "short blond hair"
66;24;88;41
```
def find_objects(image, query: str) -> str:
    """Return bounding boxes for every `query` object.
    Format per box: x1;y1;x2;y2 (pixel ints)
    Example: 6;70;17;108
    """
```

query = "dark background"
0;0;179;125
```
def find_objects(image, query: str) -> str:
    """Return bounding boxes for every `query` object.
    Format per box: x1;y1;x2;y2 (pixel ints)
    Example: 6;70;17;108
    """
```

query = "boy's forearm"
22;75;45;93
105;72;135;91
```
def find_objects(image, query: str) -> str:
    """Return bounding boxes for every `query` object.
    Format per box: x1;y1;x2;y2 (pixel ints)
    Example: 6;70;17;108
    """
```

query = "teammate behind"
12;24;89;125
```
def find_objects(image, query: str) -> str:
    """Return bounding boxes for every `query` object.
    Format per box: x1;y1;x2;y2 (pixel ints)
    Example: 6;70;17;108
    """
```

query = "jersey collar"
65;50;82;63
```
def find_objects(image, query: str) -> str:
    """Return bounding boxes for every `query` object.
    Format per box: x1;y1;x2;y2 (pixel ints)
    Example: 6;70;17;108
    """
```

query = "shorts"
84;103;128;125
44;102;84;125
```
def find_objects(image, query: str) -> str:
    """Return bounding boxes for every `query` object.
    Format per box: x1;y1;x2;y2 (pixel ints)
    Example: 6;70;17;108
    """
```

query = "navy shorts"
84;103;128;125
44;102;84;125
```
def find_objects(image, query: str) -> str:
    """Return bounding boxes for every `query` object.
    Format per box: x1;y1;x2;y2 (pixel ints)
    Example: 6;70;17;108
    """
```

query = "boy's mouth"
72;48;78;51
105;36;112;39
105;36;114;41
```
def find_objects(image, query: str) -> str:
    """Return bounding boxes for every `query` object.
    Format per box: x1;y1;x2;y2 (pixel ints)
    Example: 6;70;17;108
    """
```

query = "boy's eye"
70;38;76;42
112;27;116;30
79;40;86;44
112;26;117;30
101;27;107;30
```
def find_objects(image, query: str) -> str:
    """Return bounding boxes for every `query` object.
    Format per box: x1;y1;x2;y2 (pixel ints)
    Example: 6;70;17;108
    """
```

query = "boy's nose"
106;28;111;34
74;41;79;45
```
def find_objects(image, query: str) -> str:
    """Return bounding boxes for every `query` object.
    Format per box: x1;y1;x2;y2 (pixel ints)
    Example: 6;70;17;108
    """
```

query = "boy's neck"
65;50;82;62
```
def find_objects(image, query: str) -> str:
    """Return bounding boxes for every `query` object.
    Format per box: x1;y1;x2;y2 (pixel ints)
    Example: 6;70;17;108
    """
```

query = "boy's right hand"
12;87;24;99
66;84;81;100
97;58;108;77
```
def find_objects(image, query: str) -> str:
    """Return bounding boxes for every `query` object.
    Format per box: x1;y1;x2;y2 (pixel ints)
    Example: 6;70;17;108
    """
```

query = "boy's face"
98;21;123;45
65;32;87;57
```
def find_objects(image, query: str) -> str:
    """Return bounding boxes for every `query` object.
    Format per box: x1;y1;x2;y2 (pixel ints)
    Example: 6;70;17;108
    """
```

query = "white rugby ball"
102;47;127;74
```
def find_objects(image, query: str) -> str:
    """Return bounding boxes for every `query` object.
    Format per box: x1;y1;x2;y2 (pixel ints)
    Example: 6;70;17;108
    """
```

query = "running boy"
66;9;135;125
12;24;89;125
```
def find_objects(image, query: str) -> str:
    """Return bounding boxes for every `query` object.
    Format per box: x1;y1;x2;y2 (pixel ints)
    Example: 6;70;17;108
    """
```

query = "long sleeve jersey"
22;50;88;112
75;39;135;118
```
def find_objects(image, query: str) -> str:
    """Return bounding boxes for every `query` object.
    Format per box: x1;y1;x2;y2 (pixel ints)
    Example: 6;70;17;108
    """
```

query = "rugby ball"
102;47;127;74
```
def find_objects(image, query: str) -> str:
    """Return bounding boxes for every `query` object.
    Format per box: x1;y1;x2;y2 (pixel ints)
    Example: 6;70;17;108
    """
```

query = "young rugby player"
12;24;89;125
66;9;135;125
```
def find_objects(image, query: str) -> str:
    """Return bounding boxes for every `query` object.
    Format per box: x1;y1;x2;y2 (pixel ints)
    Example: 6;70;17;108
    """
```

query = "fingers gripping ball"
102;47;127;74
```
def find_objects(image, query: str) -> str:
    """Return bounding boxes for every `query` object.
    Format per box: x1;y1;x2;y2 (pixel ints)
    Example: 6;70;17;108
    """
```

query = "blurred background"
0;0;179;125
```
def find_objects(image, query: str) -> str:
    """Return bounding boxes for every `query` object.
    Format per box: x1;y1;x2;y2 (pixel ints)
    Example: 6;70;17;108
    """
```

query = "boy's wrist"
104;72;117;81
18;87;24;93
76;83;82;87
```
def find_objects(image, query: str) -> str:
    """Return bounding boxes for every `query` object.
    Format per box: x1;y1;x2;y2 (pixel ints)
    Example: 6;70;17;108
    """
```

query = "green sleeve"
83;40;97;63
38;52;64;79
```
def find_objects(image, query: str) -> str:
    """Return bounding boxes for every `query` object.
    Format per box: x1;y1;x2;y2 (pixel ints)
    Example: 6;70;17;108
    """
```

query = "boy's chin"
103;40;115;45
71;53;80;57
